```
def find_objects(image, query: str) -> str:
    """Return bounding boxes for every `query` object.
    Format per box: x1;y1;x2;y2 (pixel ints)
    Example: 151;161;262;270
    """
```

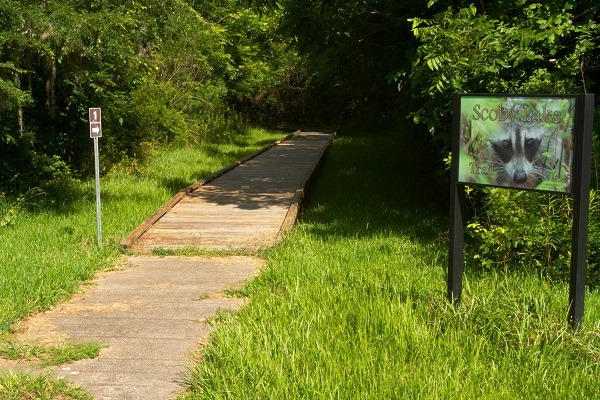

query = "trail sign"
448;93;595;329
89;107;103;247
89;107;102;138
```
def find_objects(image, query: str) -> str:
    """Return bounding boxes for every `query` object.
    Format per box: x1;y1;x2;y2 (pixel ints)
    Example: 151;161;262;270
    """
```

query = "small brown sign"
89;108;102;138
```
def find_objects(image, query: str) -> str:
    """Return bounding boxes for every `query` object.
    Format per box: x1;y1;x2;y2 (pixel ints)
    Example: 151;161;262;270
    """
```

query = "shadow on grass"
158;177;201;194
300;130;448;245
200;145;254;164
33;182;91;214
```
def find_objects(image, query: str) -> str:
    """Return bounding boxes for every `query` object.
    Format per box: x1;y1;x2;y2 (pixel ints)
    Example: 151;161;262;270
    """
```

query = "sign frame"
456;94;576;194
448;93;595;329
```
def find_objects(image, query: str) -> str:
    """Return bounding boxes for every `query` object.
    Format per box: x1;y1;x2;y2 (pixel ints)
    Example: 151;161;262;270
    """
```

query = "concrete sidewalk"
15;256;263;399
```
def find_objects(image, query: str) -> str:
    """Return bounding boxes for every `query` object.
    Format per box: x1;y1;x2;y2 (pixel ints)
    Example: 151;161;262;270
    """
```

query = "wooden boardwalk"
121;131;334;252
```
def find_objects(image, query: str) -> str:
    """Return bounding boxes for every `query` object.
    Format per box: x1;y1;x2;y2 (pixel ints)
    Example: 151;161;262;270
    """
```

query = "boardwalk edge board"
119;130;335;252
275;132;335;244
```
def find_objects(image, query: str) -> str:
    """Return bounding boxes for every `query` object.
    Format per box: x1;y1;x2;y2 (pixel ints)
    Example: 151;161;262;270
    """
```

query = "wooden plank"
119;131;300;250
118;189;188;250
155;218;285;227
121;131;335;252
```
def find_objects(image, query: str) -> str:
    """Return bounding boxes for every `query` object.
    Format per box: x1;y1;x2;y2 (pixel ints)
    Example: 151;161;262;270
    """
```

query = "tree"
245;0;431;126
187;0;301;124
398;0;599;143
0;0;237;191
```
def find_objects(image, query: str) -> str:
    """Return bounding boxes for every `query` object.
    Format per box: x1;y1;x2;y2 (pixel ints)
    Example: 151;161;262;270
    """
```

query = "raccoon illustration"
487;122;560;189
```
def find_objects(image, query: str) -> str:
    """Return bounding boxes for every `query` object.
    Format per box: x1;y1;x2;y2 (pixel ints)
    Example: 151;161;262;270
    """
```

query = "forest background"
1;0;600;279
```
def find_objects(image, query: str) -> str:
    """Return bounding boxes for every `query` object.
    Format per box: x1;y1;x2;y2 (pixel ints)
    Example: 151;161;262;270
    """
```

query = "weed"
0;371;92;399
0;340;104;366
0;187;45;228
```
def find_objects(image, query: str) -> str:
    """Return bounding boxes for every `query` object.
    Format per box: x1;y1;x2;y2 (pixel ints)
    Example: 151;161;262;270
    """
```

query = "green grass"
4;127;600;398
179;132;600;399
0;371;92;399
0;337;104;367
149;246;264;258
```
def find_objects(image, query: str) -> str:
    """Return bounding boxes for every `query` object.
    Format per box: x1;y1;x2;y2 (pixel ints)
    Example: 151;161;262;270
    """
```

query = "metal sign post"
89;108;103;248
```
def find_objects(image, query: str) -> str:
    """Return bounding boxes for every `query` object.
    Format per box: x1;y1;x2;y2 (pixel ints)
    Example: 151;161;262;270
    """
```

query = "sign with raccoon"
449;93;595;329
457;95;575;193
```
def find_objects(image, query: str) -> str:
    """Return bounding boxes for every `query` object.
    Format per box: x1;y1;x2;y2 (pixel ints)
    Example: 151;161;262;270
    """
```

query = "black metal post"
448;184;466;304
569;93;595;329
448;94;465;304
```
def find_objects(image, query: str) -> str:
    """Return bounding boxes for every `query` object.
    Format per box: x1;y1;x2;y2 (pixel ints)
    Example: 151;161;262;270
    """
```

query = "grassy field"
0;128;288;397
180;132;600;399
3;128;600;398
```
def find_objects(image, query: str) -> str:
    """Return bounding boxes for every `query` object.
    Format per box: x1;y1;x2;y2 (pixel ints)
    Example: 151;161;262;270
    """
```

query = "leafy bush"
398;1;598;142
466;188;572;278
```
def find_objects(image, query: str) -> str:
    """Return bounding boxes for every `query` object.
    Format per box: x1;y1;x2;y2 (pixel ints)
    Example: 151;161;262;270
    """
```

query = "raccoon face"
488;124;547;188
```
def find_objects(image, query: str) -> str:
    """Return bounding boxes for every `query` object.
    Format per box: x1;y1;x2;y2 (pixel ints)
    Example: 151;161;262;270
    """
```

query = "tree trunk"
45;55;56;110
12;60;24;137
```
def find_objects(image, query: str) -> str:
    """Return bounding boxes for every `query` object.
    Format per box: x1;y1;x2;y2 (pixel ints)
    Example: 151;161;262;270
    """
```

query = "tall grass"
181;132;600;398
0;128;288;331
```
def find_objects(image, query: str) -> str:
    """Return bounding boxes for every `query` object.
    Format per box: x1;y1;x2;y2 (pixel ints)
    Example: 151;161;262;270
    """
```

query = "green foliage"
243;0;430;126
0;0;292;192
189;0;303;124
463;183;600;284
400;1;599;140
465;189;573;278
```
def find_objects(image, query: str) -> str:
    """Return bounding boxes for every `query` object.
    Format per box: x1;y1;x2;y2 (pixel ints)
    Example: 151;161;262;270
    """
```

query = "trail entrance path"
8;131;334;399
122;131;335;252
